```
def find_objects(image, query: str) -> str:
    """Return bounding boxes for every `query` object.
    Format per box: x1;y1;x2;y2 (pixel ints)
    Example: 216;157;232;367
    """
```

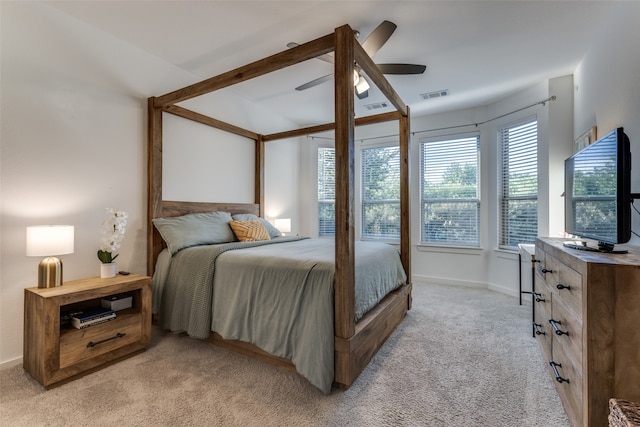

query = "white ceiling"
47;1;622;127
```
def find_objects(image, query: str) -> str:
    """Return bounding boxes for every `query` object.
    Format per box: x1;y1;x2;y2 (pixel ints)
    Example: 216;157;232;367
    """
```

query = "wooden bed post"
334;24;356;341
399;109;411;285
147;97;163;276
255;135;265;217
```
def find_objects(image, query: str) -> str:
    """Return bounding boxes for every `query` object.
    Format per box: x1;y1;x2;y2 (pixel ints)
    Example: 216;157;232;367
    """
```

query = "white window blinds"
420;135;480;246
499;119;538;248
361;146;400;240
318;146;335;237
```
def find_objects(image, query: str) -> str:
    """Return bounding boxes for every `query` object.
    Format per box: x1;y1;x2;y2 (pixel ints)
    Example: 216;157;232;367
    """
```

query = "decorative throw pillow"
152;211;235;255
231;214;282;239
228;220;271;242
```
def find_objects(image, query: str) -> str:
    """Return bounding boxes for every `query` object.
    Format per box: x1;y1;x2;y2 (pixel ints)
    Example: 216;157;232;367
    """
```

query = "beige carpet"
1;283;569;426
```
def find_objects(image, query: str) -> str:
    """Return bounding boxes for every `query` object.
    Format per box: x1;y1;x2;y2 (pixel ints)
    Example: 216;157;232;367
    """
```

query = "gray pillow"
153;211;235;255
231;214;282;239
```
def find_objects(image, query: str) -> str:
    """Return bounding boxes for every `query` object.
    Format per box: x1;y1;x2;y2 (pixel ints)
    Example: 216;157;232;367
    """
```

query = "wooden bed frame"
147;24;412;390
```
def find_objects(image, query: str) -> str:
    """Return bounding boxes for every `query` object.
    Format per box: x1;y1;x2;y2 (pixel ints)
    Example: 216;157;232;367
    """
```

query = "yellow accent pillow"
229;220;271;242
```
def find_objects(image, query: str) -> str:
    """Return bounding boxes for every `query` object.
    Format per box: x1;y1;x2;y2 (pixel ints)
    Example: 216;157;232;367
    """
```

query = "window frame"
317;143;336;238
419;132;481;248
359;142;401;242
497;116;539;250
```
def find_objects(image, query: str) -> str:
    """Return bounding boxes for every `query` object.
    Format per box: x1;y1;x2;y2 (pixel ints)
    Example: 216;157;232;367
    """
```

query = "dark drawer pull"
87;332;126;348
541;268;553;274
549;319;569;336
533;292;546;303
532;323;546;336
557;283;572;290
549;360;570;383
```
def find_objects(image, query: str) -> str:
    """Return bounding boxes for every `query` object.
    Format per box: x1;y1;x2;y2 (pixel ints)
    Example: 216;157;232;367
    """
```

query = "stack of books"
71;307;116;329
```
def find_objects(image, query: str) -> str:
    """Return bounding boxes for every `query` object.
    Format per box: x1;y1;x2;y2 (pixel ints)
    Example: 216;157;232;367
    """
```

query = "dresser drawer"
533;282;553;362
59;314;142;368
554;264;582;319
540;253;561;286
551;295;583;361
550;339;583;427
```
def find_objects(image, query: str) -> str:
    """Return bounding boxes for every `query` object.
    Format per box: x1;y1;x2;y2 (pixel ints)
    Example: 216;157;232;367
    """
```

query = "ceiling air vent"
364;101;389;111
420;89;449;100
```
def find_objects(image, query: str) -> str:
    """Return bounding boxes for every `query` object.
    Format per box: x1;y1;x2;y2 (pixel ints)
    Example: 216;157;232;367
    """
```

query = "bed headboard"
148;200;260;276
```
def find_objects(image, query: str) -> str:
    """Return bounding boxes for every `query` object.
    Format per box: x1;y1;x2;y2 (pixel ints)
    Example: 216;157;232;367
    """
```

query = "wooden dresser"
533;237;640;427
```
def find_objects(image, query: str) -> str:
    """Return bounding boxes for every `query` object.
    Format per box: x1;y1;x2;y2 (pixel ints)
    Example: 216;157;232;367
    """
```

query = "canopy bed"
147;24;412;392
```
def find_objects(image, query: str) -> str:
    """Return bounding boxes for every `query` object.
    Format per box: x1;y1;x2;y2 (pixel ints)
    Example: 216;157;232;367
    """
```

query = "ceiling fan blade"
377;63;427;75
287;42;334;64
361;20;397;57
295;74;333;91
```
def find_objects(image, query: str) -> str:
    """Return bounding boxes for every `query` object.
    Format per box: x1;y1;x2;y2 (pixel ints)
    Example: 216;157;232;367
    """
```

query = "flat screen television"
564;127;631;253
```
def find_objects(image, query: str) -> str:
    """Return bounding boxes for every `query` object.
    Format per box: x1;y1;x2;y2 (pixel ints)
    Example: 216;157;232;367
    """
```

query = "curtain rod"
411;95;557;136
307;95;556;143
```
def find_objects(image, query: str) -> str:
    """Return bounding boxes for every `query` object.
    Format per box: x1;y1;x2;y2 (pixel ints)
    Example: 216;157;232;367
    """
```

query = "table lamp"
274;218;291;236
26;225;74;288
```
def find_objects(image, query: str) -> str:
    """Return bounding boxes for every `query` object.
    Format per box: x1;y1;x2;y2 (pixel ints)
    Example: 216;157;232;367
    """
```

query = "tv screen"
564;127;631;251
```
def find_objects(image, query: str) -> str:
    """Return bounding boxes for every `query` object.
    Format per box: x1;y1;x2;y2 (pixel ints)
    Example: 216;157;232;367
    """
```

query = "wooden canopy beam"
353;39;407;117
163;105;259;140
262;111;403;142
154;34;335;107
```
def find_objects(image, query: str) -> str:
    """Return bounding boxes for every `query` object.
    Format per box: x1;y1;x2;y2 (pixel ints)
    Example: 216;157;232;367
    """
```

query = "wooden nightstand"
23;274;151;388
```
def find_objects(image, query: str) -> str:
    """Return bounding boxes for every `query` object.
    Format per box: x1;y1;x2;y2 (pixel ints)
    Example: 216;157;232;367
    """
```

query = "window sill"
360;237;400;245
494;247;519;260
417;244;483;255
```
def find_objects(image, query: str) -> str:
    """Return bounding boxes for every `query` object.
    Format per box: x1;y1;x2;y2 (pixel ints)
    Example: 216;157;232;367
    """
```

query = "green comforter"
154;237;406;394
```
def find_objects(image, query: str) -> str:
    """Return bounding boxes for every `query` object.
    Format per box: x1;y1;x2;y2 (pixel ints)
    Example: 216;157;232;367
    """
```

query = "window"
361;145;400;240
499;119;538;249
318;146;335;237
420;135;480;246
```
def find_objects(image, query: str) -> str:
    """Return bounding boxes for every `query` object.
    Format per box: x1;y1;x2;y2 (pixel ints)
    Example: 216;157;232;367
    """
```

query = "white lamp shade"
274;218;291;233
26;225;74;256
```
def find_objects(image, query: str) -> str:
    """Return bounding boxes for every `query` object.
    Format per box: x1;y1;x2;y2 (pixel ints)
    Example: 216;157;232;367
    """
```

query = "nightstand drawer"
59;313;142;368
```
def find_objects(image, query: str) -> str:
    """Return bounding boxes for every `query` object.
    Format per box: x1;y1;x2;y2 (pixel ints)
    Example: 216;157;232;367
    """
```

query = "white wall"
573;1;640;246
0;2;299;366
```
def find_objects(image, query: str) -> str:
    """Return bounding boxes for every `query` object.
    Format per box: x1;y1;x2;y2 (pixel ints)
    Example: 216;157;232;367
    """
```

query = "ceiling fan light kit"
355;75;370;94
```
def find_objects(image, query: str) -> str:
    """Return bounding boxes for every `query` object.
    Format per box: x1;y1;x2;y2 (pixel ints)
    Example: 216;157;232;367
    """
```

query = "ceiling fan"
287;20;426;99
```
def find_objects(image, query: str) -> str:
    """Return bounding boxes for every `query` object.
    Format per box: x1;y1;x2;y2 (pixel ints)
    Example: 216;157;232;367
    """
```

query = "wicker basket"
609;398;640;427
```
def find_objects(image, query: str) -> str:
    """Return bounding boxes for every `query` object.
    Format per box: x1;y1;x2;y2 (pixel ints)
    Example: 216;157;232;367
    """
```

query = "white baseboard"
487;283;519;299
412;274;487;289
0;356;22;370
412;274;520;299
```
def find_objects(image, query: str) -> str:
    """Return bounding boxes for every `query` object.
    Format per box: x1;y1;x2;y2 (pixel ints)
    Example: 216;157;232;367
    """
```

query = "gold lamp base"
38;256;63;288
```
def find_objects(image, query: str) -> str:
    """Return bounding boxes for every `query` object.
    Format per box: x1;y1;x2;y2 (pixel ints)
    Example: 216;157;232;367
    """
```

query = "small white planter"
100;262;117;278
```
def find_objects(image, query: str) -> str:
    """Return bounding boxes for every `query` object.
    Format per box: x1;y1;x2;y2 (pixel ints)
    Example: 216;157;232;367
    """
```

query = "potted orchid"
98;208;127;278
